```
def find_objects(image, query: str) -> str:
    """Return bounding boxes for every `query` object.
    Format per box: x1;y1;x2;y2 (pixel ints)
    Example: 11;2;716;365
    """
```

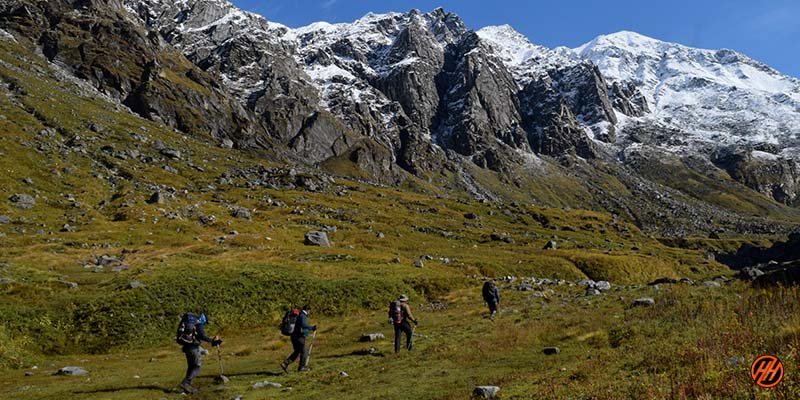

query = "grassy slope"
1;282;799;400
0;37;798;399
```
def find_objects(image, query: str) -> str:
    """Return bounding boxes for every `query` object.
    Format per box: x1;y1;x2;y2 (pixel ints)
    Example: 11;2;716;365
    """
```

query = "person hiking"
389;294;418;353
280;304;317;372
482;280;500;319
175;311;222;394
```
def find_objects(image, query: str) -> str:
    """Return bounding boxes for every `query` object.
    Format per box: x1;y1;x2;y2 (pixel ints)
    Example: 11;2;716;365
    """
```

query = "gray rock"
9;194;35;209
632;297;655;307
339;371;349;377
55;366;88;376
0;215;10;224
595;280;611;291
61;224;75;233
147;191;165;205
473;386;500;399
252;381;282;389
542;347;560;355
517;283;534;291
702;280;721;288
576;279;596;288
0;277;16;284
585;288;601;296
304;231;331;247
128;280;143;289
232;207;251;220
22;177;33;185
543;240;557;250
413;258;424;268
736;267;764;281
220;139;234;149
160;148;181;159
359;333;385;342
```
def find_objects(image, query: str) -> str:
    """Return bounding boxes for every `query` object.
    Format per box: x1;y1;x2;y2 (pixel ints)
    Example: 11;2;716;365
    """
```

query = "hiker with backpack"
389;294;418;353
280;304;317;372
482;280;500;319
175;312;222;394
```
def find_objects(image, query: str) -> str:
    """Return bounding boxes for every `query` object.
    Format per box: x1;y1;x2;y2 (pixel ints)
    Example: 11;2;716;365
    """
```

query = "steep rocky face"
0;0;258;144
549;62;617;142
434;32;529;170
519;76;596;158
608;80;649;117
712;148;800;206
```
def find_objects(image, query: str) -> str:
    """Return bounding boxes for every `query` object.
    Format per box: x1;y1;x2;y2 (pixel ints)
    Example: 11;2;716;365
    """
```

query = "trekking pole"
307;331;317;364
214;345;229;384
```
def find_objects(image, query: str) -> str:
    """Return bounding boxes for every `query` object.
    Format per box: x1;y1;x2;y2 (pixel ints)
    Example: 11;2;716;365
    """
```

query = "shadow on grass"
207;370;283;378
73;384;175;394
320;349;386;359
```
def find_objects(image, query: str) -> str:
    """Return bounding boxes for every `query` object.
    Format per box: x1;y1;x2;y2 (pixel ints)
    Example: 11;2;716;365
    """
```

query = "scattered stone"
128;280;143;289
517;283;534;291
9;194;35;209
220;139;234;149
0;215;9;224
632;297;655;307
304;231;331;247
359;333;385;342
160;148;181;160
679;278;694;285
473;386;500;399
111;265;130;273
576;279;595;288
61;281;78;289
736;267;765;281
543;347;561;355
252;381;282;389
214;375;230;384
702;280;721;288
376;232;385;239
24;371;33;376
648;277;678;285
543;240;557;250
413;258;424;268
60;224;75;233
231;207;251;220
595;281;611;291
490;232;514;244
391;257;401;264
55;366;88;376
147;192;165;205
464;213;479;220
339;371;349;377
22;177;33;185
585;288;601;296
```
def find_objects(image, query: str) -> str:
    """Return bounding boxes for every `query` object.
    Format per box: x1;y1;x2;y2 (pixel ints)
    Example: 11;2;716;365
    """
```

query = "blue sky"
232;0;800;78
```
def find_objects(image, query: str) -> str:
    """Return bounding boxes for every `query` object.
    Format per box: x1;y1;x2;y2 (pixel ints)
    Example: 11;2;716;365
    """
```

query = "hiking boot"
298;366;311;372
180;382;197;394
280;360;289;373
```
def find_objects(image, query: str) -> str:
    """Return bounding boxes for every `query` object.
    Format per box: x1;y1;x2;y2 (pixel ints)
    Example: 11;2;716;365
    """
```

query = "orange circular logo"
750;355;784;388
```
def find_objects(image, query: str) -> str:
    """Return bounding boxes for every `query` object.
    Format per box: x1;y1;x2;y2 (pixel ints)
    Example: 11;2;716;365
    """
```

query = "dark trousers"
182;346;202;386
487;300;498;315
394;321;413;353
286;335;307;369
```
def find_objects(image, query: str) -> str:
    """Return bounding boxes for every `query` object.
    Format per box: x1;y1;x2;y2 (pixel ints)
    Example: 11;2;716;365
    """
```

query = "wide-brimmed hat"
398;294;409;302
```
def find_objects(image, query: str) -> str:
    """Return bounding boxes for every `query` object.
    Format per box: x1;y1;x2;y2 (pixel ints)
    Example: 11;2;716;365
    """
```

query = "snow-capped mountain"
4;0;798;225
576;31;800;153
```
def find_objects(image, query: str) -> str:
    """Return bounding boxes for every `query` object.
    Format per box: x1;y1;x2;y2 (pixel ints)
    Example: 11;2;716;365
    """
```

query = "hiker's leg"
287;336;303;363
394;325;401;353
182;347;202;385
406;323;413;351
297;336;308;370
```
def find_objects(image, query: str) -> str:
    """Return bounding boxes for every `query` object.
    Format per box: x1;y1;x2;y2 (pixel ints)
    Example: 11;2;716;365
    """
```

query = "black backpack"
389;301;403;326
280;309;300;336
176;312;199;345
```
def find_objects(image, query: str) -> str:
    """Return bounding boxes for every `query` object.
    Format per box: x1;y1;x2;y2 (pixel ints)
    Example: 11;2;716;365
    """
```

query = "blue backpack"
176;312;204;345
